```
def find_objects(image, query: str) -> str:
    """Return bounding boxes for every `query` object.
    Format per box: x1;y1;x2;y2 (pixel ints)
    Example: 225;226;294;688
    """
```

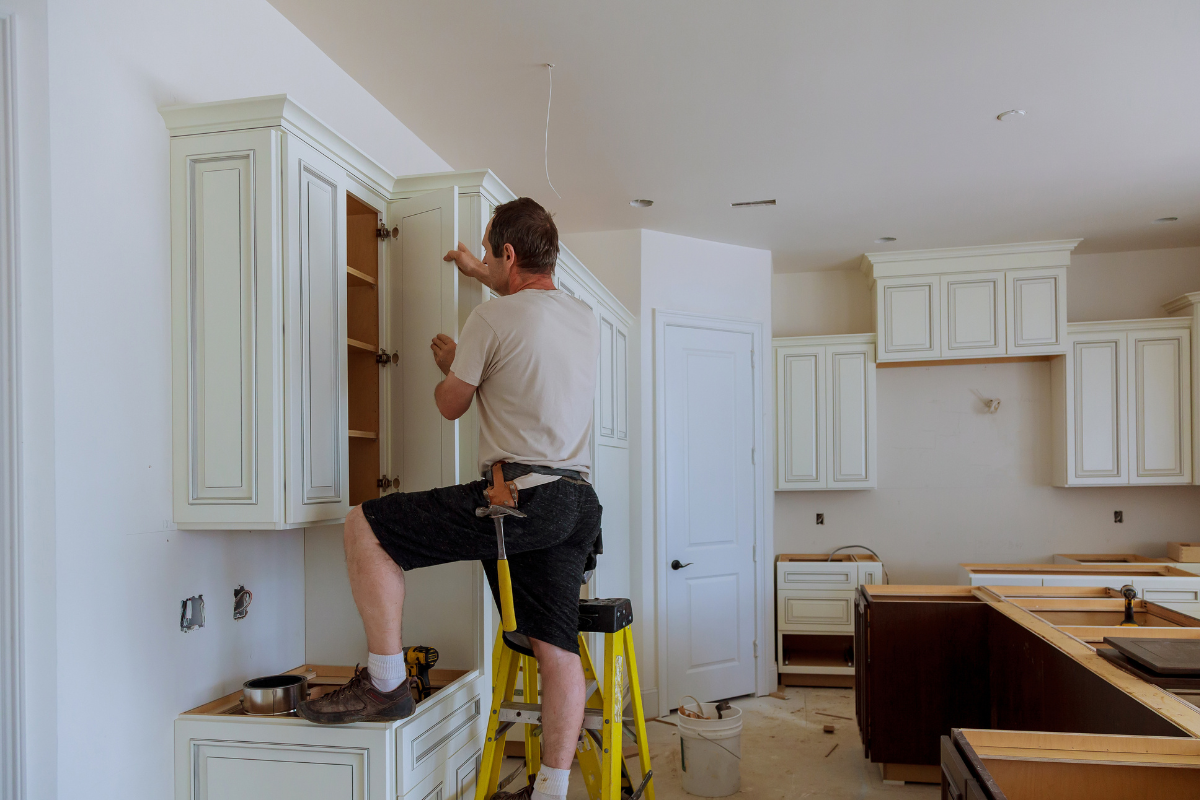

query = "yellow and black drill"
403;645;439;701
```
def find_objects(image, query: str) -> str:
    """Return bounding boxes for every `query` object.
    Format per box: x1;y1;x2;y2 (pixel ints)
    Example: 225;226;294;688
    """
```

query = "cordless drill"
1120;584;1140;627
404;646;439;701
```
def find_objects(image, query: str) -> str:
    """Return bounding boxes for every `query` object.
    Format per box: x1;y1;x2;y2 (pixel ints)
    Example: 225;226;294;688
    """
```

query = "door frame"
653;309;768;717
0;13;23;800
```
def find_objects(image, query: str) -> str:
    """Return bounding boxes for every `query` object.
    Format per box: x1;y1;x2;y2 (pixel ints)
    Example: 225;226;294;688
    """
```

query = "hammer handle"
497;559;518;632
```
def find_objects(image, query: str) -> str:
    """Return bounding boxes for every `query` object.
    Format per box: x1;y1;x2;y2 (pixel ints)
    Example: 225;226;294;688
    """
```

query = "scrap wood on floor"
563;688;937;799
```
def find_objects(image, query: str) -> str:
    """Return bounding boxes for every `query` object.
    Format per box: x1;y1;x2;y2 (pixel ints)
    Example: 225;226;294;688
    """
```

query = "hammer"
476;504;526;632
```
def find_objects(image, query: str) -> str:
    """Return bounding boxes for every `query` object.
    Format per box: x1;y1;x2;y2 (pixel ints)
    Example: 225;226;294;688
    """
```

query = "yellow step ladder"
475;598;655;800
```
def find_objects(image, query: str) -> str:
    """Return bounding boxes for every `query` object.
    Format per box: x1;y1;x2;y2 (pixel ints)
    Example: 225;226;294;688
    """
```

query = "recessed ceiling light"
629;199;653;208
1154;217;1179;224
731;199;776;208
875;237;897;243
996;109;1026;121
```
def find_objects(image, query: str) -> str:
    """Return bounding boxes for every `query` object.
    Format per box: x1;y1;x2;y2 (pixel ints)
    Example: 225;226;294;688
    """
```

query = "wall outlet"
1114;510;1123;523
816;513;825;525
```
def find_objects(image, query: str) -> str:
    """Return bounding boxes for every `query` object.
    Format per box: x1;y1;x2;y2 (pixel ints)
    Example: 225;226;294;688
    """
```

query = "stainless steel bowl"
242;674;308;715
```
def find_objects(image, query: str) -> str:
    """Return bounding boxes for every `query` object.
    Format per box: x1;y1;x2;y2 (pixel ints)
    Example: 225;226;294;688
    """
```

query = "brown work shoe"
491;778;535;799
297;666;415;725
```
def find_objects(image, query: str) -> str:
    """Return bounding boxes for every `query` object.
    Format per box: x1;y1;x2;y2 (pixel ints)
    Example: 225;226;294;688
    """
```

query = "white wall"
40;2;449;800
772;246;1200;584
564;228;773;713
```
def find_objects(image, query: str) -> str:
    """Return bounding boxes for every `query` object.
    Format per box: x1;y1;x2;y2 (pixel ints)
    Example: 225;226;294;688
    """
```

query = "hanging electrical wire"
543;63;561;199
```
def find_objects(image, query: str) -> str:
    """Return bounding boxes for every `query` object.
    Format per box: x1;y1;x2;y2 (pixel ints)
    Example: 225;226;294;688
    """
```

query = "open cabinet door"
387;187;459;491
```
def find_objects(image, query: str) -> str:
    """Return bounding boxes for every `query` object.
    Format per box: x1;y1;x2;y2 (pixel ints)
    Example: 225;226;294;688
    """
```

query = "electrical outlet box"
816;513;825;525
1114;510;1123;523
180;595;204;632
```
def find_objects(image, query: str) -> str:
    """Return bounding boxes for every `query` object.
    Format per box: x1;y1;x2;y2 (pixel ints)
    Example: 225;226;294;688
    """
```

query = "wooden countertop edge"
975;589;1200;738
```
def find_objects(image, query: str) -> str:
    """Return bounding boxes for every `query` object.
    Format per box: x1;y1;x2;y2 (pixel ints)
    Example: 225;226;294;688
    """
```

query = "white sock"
366;651;407;693
530;765;570;800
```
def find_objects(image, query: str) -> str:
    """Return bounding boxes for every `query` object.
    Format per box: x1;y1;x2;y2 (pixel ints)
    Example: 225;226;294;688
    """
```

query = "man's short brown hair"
488;197;559;275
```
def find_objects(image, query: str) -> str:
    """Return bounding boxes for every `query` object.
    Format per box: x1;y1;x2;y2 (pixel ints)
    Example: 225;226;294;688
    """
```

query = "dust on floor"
544;686;939;800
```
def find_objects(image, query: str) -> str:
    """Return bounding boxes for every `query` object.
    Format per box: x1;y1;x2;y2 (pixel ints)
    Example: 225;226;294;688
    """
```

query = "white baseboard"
641;688;659;718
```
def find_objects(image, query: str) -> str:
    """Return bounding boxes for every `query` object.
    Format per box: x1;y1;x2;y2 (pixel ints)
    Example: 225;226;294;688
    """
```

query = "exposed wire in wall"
826;545;890;584
543;63;561;199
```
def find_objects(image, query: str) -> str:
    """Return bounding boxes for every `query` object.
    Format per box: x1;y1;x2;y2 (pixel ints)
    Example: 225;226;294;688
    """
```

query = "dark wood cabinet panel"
988;610;1187;737
860;594;991;765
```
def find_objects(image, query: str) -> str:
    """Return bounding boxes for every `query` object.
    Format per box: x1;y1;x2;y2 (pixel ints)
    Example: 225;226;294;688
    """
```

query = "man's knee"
344;506;375;552
529;637;579;666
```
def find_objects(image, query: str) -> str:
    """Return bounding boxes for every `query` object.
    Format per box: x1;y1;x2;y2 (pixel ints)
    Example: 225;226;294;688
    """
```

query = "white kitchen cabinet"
942;271;1005;357
775;554;884;685
1052;319;1191;486
874;277;940;361
774;334;876;490
176;665;488;800
1006;267;1067;355
960;563;1200;618
862;240;1078;364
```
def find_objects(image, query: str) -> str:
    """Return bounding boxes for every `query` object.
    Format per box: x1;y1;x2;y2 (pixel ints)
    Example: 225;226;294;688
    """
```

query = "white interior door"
663;324;757;705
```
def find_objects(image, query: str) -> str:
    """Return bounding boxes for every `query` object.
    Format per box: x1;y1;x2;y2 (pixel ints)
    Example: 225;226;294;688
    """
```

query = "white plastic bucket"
675;701;742;797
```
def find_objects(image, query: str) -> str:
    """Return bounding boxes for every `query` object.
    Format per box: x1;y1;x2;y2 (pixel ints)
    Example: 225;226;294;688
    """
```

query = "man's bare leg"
344;506;405;655
529;637;586;769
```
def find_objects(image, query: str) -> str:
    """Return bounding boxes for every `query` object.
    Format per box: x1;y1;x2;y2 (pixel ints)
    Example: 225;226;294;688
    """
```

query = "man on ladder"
300;197;600;800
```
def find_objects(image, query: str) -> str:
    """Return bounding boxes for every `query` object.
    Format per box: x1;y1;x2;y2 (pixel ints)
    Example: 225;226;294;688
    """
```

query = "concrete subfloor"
504;687;939;799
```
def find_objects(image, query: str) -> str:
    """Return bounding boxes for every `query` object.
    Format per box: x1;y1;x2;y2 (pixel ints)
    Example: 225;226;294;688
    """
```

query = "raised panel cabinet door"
1006;268;1067;354
876;277;940;360
388;187;460;491
775;346;825;489
1129;328;1192;484
170;129;283;528
777;589;856;633
283;134;350;524
1070;335;1127;484
192;742;367;800
827;344;876;488
941;272;1005;356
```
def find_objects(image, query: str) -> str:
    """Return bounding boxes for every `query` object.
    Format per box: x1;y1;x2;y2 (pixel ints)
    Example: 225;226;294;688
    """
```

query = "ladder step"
499;701;606;730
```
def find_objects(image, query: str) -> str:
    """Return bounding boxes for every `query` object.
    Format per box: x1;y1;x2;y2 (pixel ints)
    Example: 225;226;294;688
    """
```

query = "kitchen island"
854;584;1200;783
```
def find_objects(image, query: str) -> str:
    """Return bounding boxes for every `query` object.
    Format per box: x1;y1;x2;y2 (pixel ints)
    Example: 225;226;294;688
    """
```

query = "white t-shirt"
450;288;599;480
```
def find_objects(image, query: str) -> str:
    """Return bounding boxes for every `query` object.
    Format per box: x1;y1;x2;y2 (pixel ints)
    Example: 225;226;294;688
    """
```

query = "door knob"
671;559;693;571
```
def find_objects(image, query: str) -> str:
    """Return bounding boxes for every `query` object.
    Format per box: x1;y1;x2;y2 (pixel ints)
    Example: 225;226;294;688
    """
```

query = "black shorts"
360;468;602;656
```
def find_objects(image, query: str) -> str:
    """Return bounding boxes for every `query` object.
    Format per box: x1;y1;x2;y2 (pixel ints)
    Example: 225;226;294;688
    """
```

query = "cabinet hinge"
753;640;759;658
376;223;393;240
752;544;757;562
751;447;755;465
376;349;398;365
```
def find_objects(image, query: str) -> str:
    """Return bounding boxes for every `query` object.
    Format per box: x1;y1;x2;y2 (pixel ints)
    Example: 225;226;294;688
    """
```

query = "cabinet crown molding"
860;239;1082;281
159;94;394;198
773;333;877;348
1164;292;1200;316
393;169;515;205
1067;317;1192;334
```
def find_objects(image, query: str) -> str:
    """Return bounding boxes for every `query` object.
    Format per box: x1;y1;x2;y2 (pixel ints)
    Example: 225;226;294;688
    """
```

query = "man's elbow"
434;391;469;421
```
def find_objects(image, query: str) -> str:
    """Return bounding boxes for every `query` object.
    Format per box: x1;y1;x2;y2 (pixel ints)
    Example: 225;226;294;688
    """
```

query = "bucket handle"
680;695;708;719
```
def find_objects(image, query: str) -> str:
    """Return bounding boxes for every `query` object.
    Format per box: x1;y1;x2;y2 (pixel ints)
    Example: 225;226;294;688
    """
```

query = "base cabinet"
177;671;487;800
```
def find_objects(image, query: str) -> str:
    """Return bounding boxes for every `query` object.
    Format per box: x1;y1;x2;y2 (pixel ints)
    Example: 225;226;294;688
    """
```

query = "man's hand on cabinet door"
431;334;456;376
444;242;489;283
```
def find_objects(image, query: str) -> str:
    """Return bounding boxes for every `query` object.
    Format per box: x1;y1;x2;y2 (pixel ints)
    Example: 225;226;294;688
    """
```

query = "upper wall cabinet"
162;97;396;530
1051;319;1192;487
164;98;634;532
862;240;1079;363
774;334;877;490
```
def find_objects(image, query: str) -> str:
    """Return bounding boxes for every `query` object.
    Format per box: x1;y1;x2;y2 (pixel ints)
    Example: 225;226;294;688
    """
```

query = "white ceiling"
267;1;1200;272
